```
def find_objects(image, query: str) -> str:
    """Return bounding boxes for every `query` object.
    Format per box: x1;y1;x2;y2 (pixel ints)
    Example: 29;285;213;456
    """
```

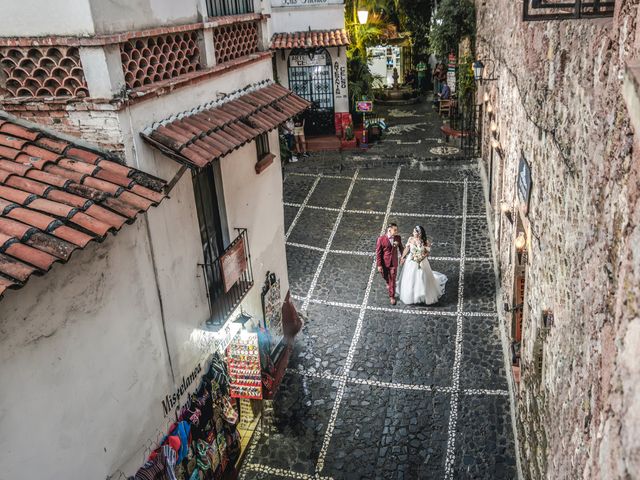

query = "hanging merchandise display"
227;332;263;400
131;353;242;480
261;272;284;359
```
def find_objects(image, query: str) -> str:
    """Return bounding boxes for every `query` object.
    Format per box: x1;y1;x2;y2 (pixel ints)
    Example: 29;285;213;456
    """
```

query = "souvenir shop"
130;273;298;480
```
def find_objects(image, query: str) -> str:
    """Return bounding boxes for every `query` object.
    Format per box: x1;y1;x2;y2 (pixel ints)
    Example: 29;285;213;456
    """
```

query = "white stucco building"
269;0;350;136
0;1;307;478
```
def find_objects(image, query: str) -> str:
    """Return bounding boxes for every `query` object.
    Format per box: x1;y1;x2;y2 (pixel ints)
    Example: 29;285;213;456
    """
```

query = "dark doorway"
288;48;335;135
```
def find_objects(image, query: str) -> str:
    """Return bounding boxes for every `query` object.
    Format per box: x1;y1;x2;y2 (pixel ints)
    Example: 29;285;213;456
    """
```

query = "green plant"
428;0;475;59
457;52;476;111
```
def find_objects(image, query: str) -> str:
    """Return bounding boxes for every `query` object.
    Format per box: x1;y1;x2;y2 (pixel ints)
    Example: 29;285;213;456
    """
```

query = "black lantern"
473;59;497;83
473;60;485;81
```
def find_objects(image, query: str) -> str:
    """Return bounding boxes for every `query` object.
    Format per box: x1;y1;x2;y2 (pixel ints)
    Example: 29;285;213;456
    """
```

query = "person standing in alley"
294;115;308;158
376;223;404;305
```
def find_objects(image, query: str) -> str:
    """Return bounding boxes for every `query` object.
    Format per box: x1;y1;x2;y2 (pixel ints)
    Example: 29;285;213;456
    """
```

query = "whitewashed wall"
0;0;95;36
88;0;204;34
270;2;345;33
0;57;290;479
219;129;290;317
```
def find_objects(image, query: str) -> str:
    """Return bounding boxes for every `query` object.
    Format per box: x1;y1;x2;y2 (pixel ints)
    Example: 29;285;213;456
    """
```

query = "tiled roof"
270;29;350;50
141;81;310;169
0;118;167;298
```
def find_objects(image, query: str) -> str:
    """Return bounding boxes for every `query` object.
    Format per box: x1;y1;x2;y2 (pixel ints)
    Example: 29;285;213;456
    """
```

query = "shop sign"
356;100;374;113
227;332;262;399
289;53;327;67
220;238;247;292
517;154;532;215
161;363;202;416
448;53;457;70
272;0;341;6
334;60;348;102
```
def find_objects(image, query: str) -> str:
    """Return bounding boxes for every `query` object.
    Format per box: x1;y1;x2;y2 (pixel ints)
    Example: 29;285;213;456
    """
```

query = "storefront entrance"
288;48;335;135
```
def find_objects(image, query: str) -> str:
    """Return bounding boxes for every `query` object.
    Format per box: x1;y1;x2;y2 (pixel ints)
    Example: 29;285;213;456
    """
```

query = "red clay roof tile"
0;123;41;141
3;242;57;271
270;29;350;50
0;252;37;282
142;81;310;169
0;117;167;299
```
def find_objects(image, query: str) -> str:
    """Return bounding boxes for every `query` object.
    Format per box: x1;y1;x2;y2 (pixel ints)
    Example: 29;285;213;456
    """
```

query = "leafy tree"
428;0;475;59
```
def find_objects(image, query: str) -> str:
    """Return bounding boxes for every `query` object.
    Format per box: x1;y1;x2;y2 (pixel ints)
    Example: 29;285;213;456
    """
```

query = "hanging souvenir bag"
222;396;238;425
206;439;220;471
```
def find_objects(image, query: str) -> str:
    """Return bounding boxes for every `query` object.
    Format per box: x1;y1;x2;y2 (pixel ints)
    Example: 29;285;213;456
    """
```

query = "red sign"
356;101;373;113
220;238;247;293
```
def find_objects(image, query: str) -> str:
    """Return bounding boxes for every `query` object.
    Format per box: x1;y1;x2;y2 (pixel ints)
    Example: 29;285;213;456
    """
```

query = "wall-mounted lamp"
490;121;498;134
542;309;554;328
515;231;527;264
486;103;493;115
473;58;497;83
235;310;252;339
357;8;369;24
500;201;513;223
483;92;490;103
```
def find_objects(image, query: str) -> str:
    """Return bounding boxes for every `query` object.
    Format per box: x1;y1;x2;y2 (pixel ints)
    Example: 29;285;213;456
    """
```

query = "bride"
398;225;448;305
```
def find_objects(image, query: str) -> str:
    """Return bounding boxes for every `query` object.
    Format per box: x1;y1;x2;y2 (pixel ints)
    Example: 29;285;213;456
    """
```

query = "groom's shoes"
390;297;397;305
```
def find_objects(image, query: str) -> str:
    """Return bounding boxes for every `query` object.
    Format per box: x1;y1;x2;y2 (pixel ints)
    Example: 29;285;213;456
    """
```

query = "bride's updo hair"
414;225;427;243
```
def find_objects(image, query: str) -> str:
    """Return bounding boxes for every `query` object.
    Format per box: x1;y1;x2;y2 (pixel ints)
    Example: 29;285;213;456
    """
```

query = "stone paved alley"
240;102;518;480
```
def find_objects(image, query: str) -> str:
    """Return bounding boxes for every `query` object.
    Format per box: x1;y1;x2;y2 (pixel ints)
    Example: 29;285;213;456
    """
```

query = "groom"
376;223;404;305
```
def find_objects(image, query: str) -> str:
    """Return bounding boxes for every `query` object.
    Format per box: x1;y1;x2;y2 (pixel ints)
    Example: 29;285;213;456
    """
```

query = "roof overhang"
140;81;310;170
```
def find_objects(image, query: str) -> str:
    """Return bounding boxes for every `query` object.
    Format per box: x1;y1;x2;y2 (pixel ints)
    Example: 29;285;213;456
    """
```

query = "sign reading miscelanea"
161;363;202;416
272;0;342;6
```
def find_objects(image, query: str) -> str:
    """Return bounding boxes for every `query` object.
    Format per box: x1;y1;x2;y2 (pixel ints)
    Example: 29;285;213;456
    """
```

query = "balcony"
523;0;615;21
206;0;254;18
199;228;254;327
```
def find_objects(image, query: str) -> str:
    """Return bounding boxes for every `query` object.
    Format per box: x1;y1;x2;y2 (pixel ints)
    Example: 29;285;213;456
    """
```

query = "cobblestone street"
240;102;517;480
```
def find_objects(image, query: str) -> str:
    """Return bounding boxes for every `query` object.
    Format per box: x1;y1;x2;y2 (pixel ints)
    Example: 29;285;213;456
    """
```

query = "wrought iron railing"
449;103;482;159
206;0;254;17
199;228;254;327
523;0;615;21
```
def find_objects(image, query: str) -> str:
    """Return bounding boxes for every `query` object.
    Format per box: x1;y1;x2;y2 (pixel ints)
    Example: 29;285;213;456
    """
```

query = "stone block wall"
2;100;125;152
476;1;639;479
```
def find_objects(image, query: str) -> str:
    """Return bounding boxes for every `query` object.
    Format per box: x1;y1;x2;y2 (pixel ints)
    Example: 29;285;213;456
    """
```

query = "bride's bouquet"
411;242;431;269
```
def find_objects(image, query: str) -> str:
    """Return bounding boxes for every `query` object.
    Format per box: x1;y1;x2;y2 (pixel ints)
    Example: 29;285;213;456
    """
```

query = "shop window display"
131;353;242;480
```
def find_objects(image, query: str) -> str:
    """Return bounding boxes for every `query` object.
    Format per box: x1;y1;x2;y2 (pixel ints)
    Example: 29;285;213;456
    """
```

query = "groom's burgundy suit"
376;234;404;299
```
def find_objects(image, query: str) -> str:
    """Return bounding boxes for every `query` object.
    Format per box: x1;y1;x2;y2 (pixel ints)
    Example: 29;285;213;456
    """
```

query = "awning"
140;81;310;169
270;29;350;50
0;117;167;298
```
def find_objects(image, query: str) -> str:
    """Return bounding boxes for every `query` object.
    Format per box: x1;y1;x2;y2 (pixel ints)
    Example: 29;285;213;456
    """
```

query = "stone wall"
2;100;125;152
476;1;640;479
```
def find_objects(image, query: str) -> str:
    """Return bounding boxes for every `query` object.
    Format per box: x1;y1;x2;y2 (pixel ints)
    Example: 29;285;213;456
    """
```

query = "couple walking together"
376;223;448;306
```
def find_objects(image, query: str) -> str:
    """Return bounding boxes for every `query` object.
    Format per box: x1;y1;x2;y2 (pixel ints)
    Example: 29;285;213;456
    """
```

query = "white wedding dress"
399;241;448;305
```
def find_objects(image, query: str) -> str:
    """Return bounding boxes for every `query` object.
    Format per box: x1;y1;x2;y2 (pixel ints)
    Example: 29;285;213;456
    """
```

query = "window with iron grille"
206;0;254;17
523;0;615;21
256;132;270;161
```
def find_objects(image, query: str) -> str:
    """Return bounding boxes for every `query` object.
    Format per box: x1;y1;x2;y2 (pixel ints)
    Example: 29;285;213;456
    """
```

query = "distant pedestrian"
294;116;308;158
283;118;296;162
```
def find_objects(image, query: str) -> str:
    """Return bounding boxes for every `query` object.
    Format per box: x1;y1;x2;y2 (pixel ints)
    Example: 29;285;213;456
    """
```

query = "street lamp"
357;8;369;24
473;60;485;81
473;58;497;83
